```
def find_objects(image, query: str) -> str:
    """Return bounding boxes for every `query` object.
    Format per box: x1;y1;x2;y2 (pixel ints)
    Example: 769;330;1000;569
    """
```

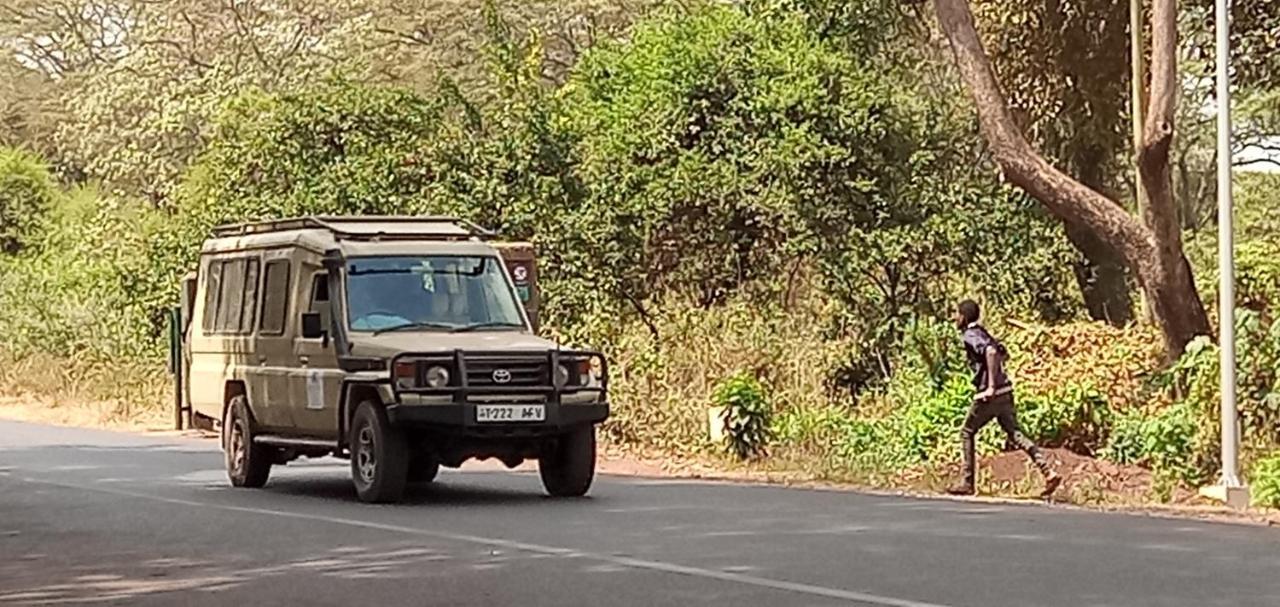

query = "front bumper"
386;401;609;433
387;349;609;436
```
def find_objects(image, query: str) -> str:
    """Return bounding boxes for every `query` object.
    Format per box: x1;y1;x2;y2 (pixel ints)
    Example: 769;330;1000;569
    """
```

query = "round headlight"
425;365;450;388
554;364;571;388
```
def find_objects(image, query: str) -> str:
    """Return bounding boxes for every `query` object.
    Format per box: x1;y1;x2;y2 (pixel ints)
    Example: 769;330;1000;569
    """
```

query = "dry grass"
601;294;855;455
0;351;171;431
1003;320;1166;411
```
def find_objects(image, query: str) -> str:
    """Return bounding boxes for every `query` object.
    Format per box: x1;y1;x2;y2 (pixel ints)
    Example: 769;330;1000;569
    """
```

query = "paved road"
1;419;1278;607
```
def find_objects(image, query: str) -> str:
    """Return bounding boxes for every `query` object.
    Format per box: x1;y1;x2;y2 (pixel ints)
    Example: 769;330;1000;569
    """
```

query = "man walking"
948;300;1062;498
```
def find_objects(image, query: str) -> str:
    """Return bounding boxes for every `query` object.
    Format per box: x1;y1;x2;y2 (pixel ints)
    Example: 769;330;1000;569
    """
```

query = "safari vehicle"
176;216;609;503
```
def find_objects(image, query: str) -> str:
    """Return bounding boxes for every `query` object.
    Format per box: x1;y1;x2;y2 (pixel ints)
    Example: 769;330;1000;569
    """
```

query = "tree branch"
931;0;1151;256
932;0;1210;358
373;27;433;47
1236;157;1280;169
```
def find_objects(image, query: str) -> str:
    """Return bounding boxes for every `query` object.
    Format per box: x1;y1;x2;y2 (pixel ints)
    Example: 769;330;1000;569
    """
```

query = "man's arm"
979;346;1001;400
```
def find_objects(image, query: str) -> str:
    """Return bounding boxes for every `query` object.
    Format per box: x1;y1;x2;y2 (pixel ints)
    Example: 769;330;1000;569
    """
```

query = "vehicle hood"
346;331;564;358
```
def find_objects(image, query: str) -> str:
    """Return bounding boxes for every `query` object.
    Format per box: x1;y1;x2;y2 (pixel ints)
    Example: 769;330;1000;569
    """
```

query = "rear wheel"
539;425;596;497
223;396;272;488
349;401;409;503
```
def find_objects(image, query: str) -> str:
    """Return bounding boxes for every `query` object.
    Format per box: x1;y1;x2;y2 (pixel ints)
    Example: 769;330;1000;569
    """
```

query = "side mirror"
301;312;325;340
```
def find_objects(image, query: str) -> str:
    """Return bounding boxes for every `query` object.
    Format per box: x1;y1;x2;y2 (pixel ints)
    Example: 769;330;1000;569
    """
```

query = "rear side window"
240;258;261;334
260;260;291;335
202;260;224;333
217;259;246;333
200;256;263;335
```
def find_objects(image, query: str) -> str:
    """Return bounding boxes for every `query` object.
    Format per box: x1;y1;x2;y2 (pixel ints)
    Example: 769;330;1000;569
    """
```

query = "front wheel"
224;396;272;488
349;401;409;503
539;426;596;497
407;453;440;485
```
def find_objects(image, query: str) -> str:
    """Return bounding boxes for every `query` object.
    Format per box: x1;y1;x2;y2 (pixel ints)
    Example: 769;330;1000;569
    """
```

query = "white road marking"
14;475;955;607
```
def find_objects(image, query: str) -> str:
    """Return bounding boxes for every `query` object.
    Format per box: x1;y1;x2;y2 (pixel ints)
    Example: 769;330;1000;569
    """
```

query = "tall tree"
932;0;1210;359
972;0;1135;326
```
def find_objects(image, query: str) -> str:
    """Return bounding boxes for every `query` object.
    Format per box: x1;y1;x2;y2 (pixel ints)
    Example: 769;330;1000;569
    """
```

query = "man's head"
955;299;980;330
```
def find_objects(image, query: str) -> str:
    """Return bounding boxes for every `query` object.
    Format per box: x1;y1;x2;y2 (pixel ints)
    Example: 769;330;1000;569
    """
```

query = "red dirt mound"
977;448;1198;504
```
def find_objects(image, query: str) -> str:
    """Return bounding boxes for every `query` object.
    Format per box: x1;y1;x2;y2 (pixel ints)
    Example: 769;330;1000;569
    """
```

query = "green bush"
0;147;57;254
1016;384;1112;454
1160;316;1280;456
1101;403;1206;500
559;3;1078;352
0;188;164;360
893;374;974;464
712;371;774;460
1250;452;1280;508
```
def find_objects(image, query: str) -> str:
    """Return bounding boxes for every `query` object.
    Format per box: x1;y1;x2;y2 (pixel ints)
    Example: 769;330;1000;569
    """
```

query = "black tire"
539;425;596;497
407;453;440;484
223;396;272;488
349;400;409;503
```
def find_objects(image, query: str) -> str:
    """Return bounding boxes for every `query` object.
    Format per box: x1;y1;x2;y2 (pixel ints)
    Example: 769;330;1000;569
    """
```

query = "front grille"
465;357;549;387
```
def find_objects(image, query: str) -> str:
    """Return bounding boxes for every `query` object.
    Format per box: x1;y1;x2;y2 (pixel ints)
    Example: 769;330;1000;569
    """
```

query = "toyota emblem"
492;369;512;384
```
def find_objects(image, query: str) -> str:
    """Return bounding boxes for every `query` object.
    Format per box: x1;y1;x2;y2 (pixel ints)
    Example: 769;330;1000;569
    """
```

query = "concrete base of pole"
1199;483;1251;510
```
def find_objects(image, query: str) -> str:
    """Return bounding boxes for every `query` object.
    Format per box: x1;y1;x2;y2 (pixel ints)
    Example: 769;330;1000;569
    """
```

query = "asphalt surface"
2;419;1279;607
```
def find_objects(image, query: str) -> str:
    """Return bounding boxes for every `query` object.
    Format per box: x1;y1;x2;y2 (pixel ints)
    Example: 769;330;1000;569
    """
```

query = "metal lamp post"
1201;0;1250;508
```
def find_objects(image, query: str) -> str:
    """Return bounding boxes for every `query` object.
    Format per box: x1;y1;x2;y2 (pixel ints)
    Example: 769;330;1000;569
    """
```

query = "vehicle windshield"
345;256;525;333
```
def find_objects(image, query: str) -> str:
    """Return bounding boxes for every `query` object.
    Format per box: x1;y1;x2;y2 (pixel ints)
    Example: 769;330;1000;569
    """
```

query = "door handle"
299;355;310;365
257;355;267;364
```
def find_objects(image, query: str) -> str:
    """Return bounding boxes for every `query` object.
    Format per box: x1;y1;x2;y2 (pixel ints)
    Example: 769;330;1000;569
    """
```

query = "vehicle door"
186;256;226;422
289;260;343;438
251;250;297;431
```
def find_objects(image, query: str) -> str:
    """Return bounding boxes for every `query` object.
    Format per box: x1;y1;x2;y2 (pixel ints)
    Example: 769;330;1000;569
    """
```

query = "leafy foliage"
712;372;774;460
0;148;57;254
559;4;1079;353
1250;451;1280;509
0;0;1276;505
1101;404;1206;500
0;186;163;360
1016;384;1112;454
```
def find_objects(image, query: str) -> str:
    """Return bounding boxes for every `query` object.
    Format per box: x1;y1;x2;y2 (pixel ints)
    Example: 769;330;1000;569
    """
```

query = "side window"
260;260;291;336
310;273;330;309
240;258;260;334
309;272;332;332
202;260;224;333
216;259;246;333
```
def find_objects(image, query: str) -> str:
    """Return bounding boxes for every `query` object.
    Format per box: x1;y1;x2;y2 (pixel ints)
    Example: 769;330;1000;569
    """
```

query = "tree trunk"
1065;222;1134;326
932;0;1210;360
1068;146;1134;327
1134;0;1212;356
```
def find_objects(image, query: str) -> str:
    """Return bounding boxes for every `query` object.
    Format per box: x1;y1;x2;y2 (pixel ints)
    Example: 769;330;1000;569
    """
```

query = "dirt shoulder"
2;398;1275;527
0;396;171;433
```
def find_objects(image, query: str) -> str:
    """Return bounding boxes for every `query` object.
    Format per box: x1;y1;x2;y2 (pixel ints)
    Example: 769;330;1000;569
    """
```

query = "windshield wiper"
373;321;456;336
452;322;525;333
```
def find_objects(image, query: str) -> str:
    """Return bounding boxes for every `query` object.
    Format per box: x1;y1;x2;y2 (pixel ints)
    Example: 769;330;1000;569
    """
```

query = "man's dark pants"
960;392;1052;486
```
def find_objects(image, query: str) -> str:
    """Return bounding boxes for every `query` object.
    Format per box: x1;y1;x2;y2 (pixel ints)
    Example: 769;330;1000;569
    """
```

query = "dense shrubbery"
0;148;57;254
1250;452;1280;508
1101;404;1205;499
0;1;1277;504
0;178;165;360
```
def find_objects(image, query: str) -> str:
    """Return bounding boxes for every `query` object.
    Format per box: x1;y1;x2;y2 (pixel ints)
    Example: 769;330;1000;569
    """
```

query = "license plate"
476;404;545;423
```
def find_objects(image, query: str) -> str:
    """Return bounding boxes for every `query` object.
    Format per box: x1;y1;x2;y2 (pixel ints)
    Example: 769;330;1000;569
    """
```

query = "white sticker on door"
306;370;325;410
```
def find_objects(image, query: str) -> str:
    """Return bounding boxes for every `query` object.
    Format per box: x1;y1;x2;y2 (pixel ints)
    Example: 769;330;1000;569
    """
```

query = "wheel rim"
229;419;246;474
356;423;377;485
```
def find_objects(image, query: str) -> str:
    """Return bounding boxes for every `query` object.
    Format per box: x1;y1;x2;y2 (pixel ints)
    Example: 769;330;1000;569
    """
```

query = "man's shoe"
1040;473;1062;499
946;482;975;496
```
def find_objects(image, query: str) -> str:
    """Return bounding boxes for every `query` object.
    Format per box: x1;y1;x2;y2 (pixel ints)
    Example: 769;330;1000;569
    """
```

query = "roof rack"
210;216;496;241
